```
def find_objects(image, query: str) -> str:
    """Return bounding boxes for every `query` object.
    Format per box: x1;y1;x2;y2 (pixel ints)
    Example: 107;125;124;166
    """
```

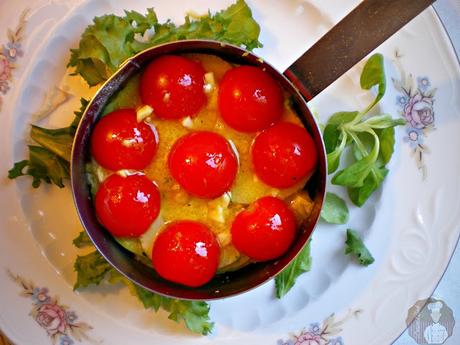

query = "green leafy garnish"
8;146;70;188
69;0;262;86
320;192;349;224
72;231;93;248
109;272;213;335
360;53;386;113
73;251;113;290
73;248;213;335
275;241;312;298
344;229;375;266
324;53;405;207
8;98;89;188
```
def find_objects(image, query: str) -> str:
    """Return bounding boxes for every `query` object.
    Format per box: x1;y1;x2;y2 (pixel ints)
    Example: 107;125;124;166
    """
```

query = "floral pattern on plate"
7;270;93;345
277;310;361;345
392;50;437;179
0;9;28;112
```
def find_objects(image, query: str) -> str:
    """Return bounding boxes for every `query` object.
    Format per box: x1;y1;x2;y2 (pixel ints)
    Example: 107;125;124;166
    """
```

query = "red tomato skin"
168;131;238;199
140;55;207;119
218;66;283;132
231;196;296;261
252;121;318;188
95;174;160;237
152;221;220;287
90;109;158;171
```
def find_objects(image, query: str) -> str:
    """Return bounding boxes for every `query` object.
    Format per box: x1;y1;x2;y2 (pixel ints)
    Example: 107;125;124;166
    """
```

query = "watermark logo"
406;298;455;344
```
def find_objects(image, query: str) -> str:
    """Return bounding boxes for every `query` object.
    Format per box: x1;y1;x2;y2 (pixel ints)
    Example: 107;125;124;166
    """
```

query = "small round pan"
71;40;326;300
71;0;433;300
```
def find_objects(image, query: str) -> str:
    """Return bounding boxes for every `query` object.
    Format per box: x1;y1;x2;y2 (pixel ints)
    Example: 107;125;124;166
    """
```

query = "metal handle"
284;0;436;101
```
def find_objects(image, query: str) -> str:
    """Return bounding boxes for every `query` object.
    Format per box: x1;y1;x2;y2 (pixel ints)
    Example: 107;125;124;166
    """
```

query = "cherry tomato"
90;109;158;171
152;221;220;287
252;121;318;188
168;131;238;199
231;196;296;261
140;55;207;119
218;66;283;132
95;174;160;237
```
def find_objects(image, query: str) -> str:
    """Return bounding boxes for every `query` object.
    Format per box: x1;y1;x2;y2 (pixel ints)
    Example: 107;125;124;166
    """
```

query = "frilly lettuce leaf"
69;0;262;86
73;248;213;335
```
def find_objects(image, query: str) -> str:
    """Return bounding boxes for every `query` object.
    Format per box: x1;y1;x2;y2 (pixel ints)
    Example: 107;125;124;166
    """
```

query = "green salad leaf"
69;0;262;86
344;229;375;266
275;241;312;298
8;146;70;188
73;231;93;248
8;98;89;188
74;247;213;335
323;53;405;207
73;251;113;289
360;53;386;113
126;278;213;335
320;192;349;224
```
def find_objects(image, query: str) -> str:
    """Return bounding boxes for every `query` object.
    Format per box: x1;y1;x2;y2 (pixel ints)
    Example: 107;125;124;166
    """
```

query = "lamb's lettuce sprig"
324;54;405;206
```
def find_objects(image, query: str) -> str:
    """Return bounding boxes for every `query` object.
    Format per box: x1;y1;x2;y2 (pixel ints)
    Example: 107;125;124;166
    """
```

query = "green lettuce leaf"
73;231;93;248
74;247;213;335
73;251;113;289
8;98;89;188
344;229;375;266
275;241;312;298
129;278;214;335
8;146;70;188
360;53;386;113
320;192;349;224
69;0;262;86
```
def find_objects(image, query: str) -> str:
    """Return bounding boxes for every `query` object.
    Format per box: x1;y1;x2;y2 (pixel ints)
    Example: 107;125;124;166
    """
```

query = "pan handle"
284;0;435;101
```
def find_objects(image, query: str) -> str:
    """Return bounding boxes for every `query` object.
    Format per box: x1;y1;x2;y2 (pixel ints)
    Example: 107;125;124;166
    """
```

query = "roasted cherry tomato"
90;109;158;171
95;174;160;237
231;196;296;261
218;66;283;132
252;121;318;188
140;55;207;119
168;131;238;199
152;221;220;287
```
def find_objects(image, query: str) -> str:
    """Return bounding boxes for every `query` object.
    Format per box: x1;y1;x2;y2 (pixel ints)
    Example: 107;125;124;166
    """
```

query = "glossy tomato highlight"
252;121;318;188
152;221;220;287
95;174;160;237
218;66;283;132
140;55;207;119
90;109;158;171
231;196;296;261
168;131;238;199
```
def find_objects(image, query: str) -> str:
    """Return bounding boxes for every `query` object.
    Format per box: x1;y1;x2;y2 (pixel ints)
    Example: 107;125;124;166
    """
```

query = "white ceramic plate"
1;1;460;344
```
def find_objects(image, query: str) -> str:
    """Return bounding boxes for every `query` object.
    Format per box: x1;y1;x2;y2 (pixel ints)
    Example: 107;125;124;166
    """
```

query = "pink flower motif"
0;54;12;82
35;303;68;336
294;331;326;345
403;93;434;129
